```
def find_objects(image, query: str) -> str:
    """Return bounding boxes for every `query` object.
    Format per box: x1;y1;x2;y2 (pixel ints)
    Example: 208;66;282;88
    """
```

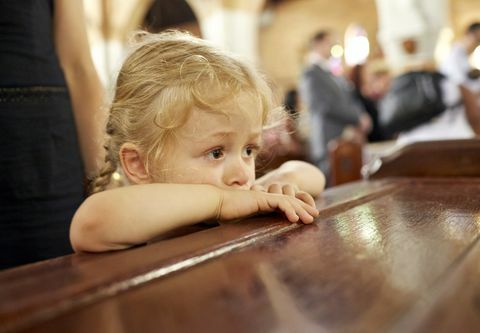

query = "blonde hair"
91;30;276;194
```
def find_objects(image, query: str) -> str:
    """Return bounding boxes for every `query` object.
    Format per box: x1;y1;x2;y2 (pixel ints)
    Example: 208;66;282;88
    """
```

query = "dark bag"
379;71;446;137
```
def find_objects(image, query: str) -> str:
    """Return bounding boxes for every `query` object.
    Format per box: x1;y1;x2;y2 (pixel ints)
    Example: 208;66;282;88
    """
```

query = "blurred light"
345;35;370;66
112;172;121;181
435;27;454;65
331;44;344;58
472;46;480;70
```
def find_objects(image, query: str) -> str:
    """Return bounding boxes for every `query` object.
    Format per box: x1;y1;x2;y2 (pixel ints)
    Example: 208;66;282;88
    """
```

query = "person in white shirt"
440;22;480;96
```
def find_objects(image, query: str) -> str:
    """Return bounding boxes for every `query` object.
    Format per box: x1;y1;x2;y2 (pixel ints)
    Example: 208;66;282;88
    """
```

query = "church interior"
1;1;480;332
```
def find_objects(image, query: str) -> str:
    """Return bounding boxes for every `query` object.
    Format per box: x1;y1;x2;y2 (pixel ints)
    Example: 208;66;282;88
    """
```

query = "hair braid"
89;122;118;195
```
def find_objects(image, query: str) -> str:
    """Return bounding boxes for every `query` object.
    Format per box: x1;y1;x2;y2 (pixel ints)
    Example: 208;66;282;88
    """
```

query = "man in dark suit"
299;30;370;182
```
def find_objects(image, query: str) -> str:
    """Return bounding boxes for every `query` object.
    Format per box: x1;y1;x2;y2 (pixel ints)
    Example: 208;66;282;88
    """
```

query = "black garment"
0;0;66;87
0;0;84;269
378;71;447;138
353;90;386;142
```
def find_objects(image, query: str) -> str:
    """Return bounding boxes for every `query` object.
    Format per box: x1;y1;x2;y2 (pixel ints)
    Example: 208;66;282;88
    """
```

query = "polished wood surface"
366;139;480;179
328;138;363;186
1;174;480;332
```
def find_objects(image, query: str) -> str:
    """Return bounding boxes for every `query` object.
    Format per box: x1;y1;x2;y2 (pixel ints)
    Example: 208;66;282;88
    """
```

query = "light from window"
472;45;480;70
344;24;370;66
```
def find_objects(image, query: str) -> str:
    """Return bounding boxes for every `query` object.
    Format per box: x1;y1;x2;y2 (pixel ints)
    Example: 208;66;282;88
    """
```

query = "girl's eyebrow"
204;130;262;139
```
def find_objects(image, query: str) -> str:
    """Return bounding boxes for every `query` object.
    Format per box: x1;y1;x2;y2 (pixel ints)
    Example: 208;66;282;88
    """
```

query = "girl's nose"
223;158;251;189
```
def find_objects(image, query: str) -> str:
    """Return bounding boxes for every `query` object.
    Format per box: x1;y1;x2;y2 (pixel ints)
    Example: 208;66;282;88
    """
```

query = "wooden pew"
366;139;480;178
1;139;480;333
328;138;363;186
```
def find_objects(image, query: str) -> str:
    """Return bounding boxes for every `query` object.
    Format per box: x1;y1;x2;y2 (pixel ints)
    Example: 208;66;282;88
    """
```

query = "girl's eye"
207;148;224;160
243;145;259;158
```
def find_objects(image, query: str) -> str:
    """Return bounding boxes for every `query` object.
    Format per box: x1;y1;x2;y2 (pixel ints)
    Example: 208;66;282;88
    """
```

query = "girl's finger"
295;191;316;207
289;199;316;224
304;201;320;218
277;196;316;224
296;206;315;224
282;184;296;197
267;183;282;194
261;193;317;224
276;198;300;223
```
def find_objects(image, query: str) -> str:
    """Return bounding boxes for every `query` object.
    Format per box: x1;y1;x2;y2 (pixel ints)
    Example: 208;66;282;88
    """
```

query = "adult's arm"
53;0;105;177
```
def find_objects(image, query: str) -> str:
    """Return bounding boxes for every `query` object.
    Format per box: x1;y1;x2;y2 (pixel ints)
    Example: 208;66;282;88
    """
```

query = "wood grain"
1;177;480;332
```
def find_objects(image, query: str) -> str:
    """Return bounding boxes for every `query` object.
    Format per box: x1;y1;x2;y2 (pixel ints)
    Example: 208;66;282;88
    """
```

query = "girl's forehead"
198;91;263;124
187;107;262;131
175;105;263;143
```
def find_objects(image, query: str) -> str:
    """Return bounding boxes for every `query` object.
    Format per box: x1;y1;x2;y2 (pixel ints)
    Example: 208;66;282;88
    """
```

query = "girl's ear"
119;143;151;184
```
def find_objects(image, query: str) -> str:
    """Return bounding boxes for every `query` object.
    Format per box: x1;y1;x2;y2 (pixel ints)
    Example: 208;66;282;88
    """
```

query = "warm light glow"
331;44;344;58
345;35;370;66
472;46;480;70
112;172;121;181
435;27;454;64
344;24;370;66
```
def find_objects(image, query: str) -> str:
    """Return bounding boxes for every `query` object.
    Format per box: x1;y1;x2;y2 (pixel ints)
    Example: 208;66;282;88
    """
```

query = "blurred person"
375;0;480;143
440;22;480;98
349;62;390;142
298;30;371;183
362;59;391;102
0;0;104;269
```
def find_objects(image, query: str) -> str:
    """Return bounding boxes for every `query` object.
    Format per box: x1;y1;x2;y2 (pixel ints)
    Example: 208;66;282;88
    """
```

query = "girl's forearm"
70;184;222;252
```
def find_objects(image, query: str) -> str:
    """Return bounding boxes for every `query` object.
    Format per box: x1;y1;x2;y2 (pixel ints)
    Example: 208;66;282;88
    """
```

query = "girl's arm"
70;183;319;253
54;0;105;177
255;160;326;197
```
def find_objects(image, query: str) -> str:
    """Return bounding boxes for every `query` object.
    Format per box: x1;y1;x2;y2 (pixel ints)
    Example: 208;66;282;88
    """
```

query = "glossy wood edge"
0;179;401;333
366;139;480;179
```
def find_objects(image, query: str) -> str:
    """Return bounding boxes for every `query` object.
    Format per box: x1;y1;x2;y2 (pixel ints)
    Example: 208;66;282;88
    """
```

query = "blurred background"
83;0;480;97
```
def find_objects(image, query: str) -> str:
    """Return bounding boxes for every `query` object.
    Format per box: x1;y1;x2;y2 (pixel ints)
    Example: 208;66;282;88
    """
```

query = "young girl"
70;31;325;253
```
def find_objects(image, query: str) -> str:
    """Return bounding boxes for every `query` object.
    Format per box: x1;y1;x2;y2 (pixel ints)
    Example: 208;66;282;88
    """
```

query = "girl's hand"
254;161;326;197
216;187;319;224
251;183;316;208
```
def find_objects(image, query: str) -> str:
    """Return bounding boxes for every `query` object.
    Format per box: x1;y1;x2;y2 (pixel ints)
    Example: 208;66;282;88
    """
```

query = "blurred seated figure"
375;0;480;144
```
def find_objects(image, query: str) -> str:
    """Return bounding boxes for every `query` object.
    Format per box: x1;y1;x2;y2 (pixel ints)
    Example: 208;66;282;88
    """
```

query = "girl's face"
155;96;263;190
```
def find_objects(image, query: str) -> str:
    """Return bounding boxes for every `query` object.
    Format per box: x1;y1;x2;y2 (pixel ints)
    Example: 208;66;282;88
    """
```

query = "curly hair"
90;30;278;194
